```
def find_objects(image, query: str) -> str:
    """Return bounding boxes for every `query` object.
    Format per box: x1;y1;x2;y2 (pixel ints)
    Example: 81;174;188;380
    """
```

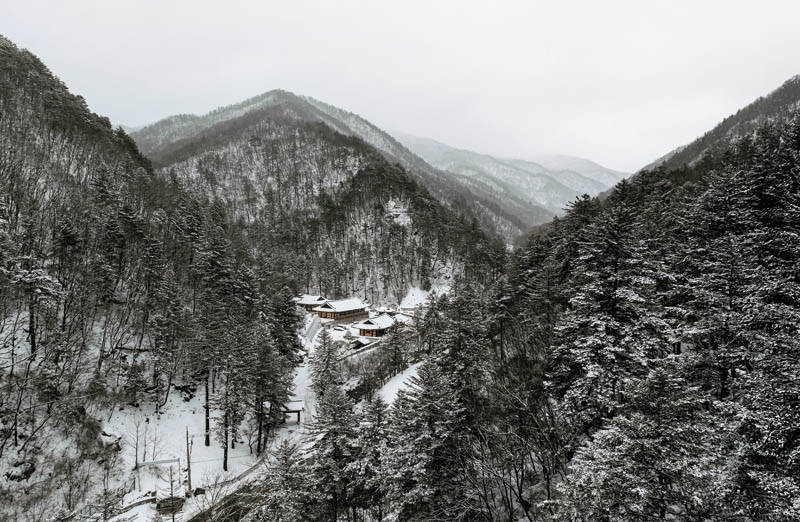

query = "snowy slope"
396;133;598;213
531;154;629;187
377;362;423;405
131;90;544;242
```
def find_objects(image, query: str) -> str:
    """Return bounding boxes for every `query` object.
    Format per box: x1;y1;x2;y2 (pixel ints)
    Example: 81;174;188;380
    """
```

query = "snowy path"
109;292;429;521
179;329;319;520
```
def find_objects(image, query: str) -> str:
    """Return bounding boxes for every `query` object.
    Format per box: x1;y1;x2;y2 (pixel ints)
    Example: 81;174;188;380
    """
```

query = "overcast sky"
3;1;800;172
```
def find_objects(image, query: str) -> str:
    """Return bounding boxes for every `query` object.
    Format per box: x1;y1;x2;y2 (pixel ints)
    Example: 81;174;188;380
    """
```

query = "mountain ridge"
528;154;628;187
641;74;800;172
132;90;554;242
394;132;624;217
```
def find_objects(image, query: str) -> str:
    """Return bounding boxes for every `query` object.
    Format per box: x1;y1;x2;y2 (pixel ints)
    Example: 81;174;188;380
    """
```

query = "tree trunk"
223;410;229;472
256;398;264;456
28;295;37;360
204;368;211;446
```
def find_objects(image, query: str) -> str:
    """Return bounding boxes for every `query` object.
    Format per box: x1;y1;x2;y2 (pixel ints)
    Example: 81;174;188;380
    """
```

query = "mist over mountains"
642;74;800;172
395;132;626;210
2;28;800;522
132;91;628;243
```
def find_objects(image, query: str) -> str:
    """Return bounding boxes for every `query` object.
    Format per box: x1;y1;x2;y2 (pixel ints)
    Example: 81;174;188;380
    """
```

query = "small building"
354;313;395;337
296;294;327;312
282;399;305;424
313;297;368;321
350;337;373;350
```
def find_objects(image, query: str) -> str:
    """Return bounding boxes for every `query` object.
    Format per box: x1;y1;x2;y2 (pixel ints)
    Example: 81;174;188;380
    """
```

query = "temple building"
313;297;368;320
296;294;327;311
354;313;395;337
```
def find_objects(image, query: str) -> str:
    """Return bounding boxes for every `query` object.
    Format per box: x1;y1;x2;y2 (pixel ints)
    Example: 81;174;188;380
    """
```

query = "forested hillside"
0;34;311;518
644;75;800;171
133;91;545;243
136;102;506;302
0;34;505;519
240;110;800;521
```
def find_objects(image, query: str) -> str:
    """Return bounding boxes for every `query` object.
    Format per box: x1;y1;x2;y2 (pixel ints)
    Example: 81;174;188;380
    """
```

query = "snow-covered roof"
297;294;327;306
283;399;305;411
354;313;394;330
313;297;367;313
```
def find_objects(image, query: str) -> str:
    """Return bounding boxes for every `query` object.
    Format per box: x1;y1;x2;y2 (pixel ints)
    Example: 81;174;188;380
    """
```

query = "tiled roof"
297;294;327;306
313;297;367;313
355;313;394;330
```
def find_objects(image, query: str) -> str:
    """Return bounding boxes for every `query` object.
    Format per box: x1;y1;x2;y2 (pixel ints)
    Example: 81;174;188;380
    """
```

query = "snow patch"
377;362;423;405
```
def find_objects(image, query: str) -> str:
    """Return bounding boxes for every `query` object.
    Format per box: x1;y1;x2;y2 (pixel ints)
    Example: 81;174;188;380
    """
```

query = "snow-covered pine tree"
267;286;304;365
310;328;342;400
427;288;490;420
384;362;472;521
346;396;389;521
148;265;183;412
548;180;668;432
306;384;356;522
250;441;308;522
563;359;729;521
686;161;757;400
248;319;294;455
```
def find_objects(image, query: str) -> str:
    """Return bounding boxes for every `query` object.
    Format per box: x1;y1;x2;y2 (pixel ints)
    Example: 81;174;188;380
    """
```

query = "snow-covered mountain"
529;154;628;188
641;74;800;172
133;92;558;242
132;96;509;302
132;90;630;243
395;133;624;217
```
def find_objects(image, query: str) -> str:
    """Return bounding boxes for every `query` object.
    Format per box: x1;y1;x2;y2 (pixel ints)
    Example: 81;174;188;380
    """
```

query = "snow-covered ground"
107;301;431;520
103;319;324;521
103;390;260;498
399;287;430;309
399;283;450;310
377;362;422;405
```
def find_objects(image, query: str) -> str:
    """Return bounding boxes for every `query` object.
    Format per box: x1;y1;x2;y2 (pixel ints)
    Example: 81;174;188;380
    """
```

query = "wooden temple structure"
353;313;395;337
296;294;327;311
313;297;368;320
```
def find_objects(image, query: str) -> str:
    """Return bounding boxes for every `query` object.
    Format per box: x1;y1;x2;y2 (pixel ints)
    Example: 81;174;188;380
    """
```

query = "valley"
2;12;800;522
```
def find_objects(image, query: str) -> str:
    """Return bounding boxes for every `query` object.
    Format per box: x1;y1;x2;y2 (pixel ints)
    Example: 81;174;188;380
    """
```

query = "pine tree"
346;396;389;520
686;162;756;400
269;286;304;365
563;360;729;521
310;328;341;399
549;181;668;431
148;265;183;411
384;363;472;521
427;288;489;419
248;319;293;455
251;441;307;522
306;384;356;522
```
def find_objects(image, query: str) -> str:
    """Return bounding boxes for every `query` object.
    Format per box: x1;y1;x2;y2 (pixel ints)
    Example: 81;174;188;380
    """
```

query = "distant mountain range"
132;90;529;241
530;154;629;188
133;91;628;242
395;133;626;216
